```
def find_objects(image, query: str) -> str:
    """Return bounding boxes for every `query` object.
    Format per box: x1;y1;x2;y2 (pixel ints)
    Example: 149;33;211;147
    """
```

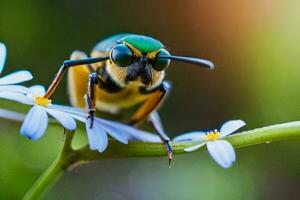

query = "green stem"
23;131;79;200
23;155;64;200
77;121;300;160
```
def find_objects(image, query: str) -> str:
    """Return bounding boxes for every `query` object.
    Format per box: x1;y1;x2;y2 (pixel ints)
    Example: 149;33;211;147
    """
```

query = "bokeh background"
0;0;300;199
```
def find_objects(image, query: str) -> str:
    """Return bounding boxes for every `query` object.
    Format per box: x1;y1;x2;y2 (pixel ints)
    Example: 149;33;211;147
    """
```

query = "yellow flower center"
204;129;220;141
34;96;51;106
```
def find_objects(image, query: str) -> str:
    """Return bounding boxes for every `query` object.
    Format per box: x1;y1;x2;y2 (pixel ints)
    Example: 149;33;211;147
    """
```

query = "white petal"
0;91;33;105
52;105;161;143
20;105;48;140
173;131;206;142
86;118;108;152
184;143;206;152
0;43;7;74
206;140;236;168
69;113;86;123
50;104;86;116
0;85;30;93
29;85;46;97
54;106;86;123
99;118;161;142
0;71;33;85
96;120;128;144
220;120;246;137
0;108;26;122
46;108;76;131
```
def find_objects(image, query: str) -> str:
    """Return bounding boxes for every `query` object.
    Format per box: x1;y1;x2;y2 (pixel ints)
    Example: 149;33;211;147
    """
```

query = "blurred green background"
0;0;300;199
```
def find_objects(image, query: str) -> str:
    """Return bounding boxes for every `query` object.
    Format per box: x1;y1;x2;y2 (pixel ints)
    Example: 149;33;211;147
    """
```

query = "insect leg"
127;81;171;126
149;110;173;167
84;72;98;128
44;56;109;99
127;81;173;166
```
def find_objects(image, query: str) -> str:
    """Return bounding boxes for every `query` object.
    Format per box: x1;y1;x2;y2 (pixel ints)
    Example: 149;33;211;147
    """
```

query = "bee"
44;33;214;164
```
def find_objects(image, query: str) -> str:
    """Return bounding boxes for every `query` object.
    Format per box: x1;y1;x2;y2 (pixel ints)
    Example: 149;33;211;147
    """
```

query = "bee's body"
68;67;151;114
68;33;166;117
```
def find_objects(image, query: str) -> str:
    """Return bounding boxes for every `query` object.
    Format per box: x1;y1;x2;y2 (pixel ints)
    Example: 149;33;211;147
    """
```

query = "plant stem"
77;121;300;160
23;155;64;200
23;130;79;200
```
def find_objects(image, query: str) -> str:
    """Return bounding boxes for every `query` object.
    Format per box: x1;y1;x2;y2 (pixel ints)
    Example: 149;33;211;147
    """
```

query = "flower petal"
0;85;30;93
46;108;76;131
99;118;161;142
0;43;7;74
68;113;86;123
96;120;128;144
0;108;26;121
86;118;108;152
0;91;33;105
20;105;48;140
206;140;236;168
51;105;161;143
220;120;246;137
0;71;33;85
55;106;86;124
184;143;206;152
50;104;86;115
173;131;206;142
28;85;46;97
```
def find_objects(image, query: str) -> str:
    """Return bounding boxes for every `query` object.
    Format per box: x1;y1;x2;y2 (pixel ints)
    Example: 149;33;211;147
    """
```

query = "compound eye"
110;44;133;67
152;49;171;71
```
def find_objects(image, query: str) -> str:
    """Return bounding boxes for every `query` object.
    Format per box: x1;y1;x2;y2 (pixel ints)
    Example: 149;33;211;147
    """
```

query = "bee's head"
106;35;169;89
106;35;214;89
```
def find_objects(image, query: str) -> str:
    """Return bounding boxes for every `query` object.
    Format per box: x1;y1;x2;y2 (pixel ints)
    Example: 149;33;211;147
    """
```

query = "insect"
43;33;214;165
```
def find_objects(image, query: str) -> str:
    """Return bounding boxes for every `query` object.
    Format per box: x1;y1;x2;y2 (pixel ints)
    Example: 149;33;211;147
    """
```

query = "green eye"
110;44;133;67
152;49;171;71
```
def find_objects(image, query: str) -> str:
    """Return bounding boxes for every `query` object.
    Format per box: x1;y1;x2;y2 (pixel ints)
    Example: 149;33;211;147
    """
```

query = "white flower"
0;85;76;140
0;83;161;152
173;120;246;168
53;104;161;153
0;43;32;93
